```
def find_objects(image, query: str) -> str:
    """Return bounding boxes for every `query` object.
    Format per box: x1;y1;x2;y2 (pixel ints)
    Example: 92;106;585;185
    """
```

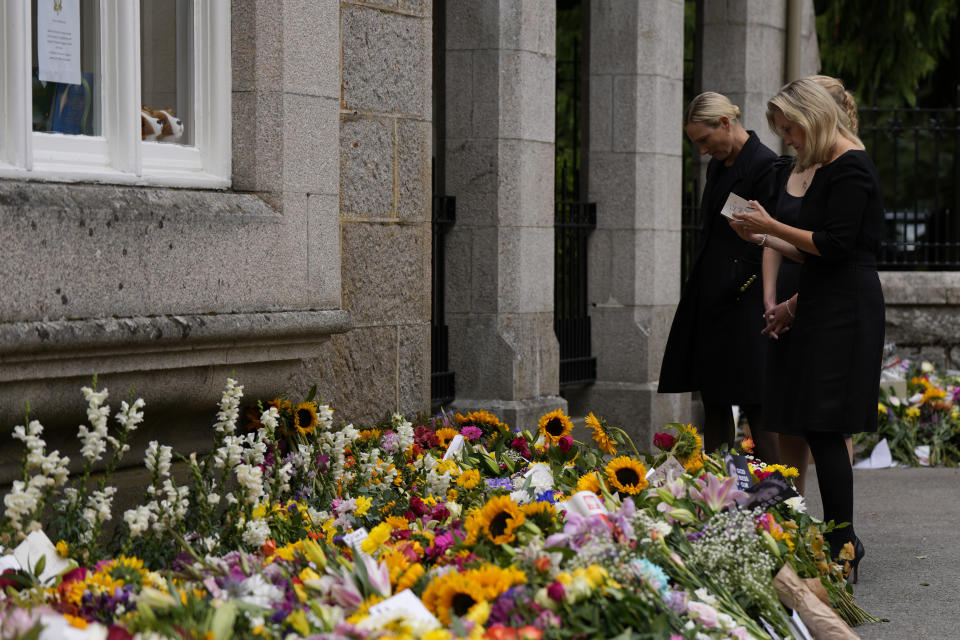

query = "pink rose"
687;601;719;628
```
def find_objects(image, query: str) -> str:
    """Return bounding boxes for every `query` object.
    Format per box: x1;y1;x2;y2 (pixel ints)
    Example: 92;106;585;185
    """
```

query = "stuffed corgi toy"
141;106;184;143
153;108;184;142
141;107;163;141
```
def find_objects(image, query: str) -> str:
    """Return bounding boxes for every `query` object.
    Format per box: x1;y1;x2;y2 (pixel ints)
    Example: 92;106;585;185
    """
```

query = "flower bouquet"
0;379;880;639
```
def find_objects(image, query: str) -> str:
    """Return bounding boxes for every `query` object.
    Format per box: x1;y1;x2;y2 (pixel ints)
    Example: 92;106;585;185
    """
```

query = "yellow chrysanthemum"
604;457;649;495
435;427;459;448
55;540;69;557
293;401;319;436
922;386;947;403
477;495;526;545
383;547;412;585
537;408;573;445
456;468;481;490
436;459;460;476
353;496;373;519
456;410;507;431
584;412;617;455
576;472;602;494
763;464;799;479
877;402;888;414
385;515;410;530
361;522;393;555
906;407;921;418
396;563;425;592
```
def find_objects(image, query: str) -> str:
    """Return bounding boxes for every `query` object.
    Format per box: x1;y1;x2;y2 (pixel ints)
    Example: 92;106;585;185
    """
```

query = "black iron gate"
431;193;455;409
555;0;596;387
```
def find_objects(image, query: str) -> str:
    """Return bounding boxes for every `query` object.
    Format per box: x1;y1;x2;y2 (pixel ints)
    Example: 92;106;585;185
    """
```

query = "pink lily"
690;473;747;513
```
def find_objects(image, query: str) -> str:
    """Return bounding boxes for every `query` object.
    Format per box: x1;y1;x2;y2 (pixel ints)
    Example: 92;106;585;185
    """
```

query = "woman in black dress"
658;92;780;461
732;78;884;578
743;76;862;496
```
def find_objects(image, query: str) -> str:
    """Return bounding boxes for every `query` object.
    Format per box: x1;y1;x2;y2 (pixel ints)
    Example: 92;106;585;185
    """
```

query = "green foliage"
815;0;958;106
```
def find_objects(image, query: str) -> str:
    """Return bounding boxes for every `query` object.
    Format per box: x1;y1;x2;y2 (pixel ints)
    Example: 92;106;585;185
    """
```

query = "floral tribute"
0;379;879;639
865;357;960;466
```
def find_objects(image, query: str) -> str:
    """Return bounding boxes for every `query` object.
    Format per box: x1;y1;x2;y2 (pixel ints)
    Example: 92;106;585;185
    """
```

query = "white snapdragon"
260;406;280;435
77;386;111;462
242;518;271;548
214;378;244;434
213;434;245;469
275;462;294;495
318;403;334;431
235;464;265;504
158;479;190;528
144;441;173;477
123;505;154;537
393;414;414;451
83;487;117;526
115;398;146;431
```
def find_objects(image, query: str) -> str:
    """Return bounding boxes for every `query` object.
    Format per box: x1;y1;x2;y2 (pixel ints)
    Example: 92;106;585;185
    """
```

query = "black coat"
658;132;778;404
786;150;885;434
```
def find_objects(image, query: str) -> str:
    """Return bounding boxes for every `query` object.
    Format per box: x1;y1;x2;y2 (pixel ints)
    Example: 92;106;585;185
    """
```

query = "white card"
342;527;369;550
720;192;755;220
13;530;72;585
368;589;441;628
37;0;82;85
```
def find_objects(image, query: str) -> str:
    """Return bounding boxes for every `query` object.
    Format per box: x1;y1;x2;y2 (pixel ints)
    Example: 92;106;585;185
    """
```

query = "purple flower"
381;430;400;453
689;472;747;512
485;477;514;490
461;426;483;440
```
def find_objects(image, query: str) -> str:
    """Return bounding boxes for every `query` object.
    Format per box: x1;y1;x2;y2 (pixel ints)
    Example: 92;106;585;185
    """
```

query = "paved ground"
804;466;960;639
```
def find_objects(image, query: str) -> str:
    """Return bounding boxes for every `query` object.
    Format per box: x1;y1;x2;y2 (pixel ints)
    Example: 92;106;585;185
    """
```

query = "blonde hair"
809;74;859;135
684;92;741;127
766;78;863;171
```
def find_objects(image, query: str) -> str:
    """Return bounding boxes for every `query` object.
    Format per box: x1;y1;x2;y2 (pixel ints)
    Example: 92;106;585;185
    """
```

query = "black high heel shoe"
847;536;865;584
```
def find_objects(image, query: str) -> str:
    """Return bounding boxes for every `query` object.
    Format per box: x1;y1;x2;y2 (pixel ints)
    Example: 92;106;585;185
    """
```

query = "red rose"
653;432;677;450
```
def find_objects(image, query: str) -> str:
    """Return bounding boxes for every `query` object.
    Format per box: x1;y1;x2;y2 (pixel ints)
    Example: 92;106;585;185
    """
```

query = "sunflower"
576;472;602;494
584;412;617;455
435;427;459;448
674;424;703;463
520;501;558;532
293;401;319;436
604;457;649;495
477;495;525;545
537;408;573;445
422;564;525;626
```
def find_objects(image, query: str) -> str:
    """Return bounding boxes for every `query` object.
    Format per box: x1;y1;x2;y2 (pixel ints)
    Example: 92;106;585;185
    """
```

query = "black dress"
659;132;778;404
785;150;885;434
764;166;803;435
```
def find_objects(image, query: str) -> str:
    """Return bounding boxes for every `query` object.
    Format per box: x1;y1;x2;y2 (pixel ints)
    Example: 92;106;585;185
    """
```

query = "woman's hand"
761;299;794;340
732;200;776;236
727;217;765;245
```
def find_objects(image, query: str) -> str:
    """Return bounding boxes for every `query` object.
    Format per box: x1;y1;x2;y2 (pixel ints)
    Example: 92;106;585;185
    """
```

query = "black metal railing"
555;195;597;386
860;96;960;270
431;194;456;409
681;173;704;285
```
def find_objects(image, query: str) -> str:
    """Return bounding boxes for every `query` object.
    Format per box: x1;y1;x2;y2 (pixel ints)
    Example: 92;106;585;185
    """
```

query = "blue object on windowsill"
49;71;93;135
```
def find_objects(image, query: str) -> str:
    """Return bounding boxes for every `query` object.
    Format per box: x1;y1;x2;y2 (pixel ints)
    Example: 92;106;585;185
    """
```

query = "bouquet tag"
442;434;465;461
646;456;686;485
723;453;753;491
368;589;441;628
567;491;608;516
720;192;755;220
343;527;370;558
13;530;72;585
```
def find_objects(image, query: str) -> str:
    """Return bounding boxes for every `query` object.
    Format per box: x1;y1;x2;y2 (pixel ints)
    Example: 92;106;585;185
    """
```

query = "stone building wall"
0;0;434;482
881;273;960;371
297;0;434;425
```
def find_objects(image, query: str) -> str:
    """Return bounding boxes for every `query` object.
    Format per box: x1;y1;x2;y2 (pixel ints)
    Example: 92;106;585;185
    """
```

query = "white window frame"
0;1;230;189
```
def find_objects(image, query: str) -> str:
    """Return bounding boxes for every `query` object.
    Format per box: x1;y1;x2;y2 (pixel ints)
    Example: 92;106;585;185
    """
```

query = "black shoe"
847;536;865;584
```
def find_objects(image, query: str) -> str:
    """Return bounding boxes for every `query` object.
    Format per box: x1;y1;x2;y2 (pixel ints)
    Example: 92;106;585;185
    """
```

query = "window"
0;0;230;188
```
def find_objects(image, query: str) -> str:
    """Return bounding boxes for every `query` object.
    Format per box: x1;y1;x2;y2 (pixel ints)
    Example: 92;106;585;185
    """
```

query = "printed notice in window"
37;0;81;86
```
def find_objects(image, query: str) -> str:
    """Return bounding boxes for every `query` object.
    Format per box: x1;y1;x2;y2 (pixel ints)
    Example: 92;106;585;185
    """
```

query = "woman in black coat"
732;78;884;580
658;92;780;461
